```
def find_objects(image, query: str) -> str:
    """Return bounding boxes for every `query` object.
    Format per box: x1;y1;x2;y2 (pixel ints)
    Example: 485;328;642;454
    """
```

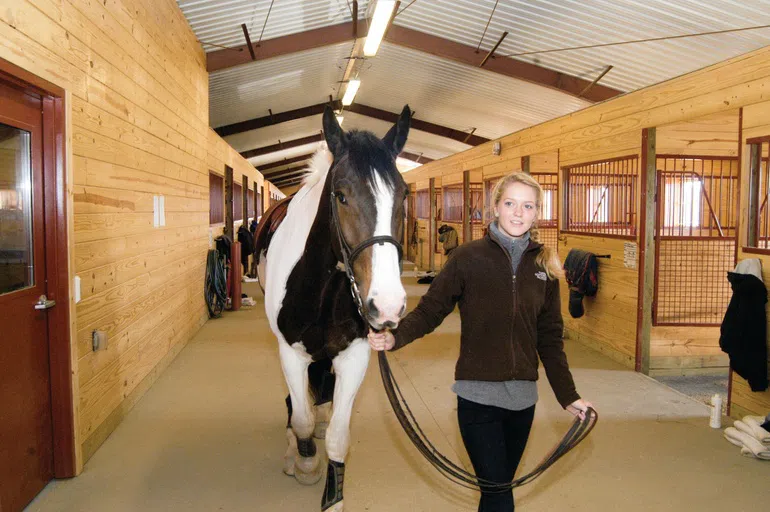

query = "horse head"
323;104;411;330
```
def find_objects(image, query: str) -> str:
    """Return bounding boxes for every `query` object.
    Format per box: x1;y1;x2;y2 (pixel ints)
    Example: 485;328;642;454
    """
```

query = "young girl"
369;172;593;511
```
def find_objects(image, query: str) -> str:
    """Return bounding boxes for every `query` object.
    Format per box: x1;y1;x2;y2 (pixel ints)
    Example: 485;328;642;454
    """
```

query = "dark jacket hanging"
720;272;769;392
563;249;599;319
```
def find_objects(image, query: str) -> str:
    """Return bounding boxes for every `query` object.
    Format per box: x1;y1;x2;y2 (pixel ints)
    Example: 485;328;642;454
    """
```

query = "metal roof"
354;42;591;139
177;0;770;186
394;0;770;92
178;0;371;51
208;42;352;128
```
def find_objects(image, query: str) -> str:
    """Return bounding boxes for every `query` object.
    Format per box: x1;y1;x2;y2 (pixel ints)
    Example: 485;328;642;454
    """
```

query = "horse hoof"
295;454;324;485
324;501;344;512
314;421;328;439
282;457;295;476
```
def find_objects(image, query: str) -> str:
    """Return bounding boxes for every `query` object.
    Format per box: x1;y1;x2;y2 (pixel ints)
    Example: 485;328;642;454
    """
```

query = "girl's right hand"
368;329;395;351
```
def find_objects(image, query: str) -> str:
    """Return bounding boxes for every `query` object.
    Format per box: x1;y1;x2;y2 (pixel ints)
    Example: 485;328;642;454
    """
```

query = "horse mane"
301;148;333;188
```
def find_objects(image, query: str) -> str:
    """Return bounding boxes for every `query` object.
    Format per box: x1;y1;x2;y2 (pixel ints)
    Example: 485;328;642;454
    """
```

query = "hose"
205;249;227;318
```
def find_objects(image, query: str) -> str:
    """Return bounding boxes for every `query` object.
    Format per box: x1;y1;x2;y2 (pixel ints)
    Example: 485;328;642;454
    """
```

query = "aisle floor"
28;279;769;511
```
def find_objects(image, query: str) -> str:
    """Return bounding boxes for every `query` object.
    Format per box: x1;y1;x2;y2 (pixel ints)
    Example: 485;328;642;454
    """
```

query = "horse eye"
336;192;347;204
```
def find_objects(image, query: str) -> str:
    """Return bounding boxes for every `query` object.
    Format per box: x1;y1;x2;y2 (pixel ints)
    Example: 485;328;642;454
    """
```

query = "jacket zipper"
488;235;536;372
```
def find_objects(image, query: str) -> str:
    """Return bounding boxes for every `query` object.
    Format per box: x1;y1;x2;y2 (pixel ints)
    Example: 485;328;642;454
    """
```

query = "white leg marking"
326;338;371;462
278;342;324;484
283;427;297;476
278;342;315;439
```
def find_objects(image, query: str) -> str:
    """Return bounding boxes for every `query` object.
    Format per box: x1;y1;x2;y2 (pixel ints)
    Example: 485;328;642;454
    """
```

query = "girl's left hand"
566;399;594;421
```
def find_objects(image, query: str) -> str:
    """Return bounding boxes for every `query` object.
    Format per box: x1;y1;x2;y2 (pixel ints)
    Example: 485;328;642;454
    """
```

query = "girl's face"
494;182;538;238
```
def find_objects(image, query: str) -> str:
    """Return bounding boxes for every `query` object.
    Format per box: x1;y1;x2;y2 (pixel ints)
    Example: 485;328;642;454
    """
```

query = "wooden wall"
0;0;267;470
402;45;770;379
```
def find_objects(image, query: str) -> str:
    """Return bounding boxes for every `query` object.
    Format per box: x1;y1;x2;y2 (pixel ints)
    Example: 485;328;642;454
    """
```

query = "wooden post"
748;142;760;248
262;183;268;212
242;175;249;222
231;242;242;310
462;170;471;243
225;165;234;240
254;180;262;219
636;128;656;374
521;155;530;174
429;177;436;272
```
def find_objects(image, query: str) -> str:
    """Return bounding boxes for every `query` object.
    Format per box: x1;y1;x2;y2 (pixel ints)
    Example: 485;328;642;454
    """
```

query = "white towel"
742;417;770;445
724;427;770;460
723;427;744;447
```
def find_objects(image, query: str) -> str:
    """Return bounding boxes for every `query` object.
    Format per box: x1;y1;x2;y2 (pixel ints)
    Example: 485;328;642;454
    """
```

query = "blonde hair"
489;172;563;280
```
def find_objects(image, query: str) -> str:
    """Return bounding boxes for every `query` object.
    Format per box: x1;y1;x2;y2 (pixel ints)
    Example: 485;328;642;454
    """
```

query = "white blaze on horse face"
367;171;406;326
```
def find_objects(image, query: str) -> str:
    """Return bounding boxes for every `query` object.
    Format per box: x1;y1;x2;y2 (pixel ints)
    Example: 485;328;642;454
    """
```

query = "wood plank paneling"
0;0;269;471
559;233;639;367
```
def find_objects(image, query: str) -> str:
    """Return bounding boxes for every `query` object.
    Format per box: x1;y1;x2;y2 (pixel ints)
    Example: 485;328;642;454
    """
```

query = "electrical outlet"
92;330;108;351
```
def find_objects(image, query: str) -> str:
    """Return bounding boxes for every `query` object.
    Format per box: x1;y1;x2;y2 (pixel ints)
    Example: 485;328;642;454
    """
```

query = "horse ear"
383;104;411;156
323;106;345;156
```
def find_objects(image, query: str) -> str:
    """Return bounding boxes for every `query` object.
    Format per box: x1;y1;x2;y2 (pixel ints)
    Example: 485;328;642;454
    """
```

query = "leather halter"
328;157;403;322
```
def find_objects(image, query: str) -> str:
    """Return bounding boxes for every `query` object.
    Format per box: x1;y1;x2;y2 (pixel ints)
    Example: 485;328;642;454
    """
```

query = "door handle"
34;295;56;310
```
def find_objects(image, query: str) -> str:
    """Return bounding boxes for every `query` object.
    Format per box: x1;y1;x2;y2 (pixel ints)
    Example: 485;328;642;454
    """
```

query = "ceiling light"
341;79;360;106
363;0;396;57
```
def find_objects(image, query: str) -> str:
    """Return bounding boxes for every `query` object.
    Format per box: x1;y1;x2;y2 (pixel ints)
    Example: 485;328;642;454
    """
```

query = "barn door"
653;156;738;325
0;79;55;511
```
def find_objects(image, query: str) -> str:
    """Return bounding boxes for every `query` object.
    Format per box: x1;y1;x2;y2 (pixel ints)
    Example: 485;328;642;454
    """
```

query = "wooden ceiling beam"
274;175;307;187
216;101;342;137
241;133;324;160
400;151;433;163
208;22;623;103
345;103;489;146
257;152;316;171
232;103;484;158
263;164;310;180
383;25;623;102
207;20;369;72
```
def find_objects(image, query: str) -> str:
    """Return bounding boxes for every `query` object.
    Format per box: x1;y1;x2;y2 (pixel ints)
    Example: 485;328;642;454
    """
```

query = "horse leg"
309;358;335;440
279;341;323;485
321;338;370;511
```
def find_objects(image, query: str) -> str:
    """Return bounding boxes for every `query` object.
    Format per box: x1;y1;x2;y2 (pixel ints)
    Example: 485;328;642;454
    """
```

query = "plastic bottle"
710;394;722;429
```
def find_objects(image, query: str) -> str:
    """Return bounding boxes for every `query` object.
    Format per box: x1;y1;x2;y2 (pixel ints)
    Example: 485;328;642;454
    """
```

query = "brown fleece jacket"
392;233;580;408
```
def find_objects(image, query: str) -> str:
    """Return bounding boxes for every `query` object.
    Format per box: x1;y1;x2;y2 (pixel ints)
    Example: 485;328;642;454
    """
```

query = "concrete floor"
29;278;768;511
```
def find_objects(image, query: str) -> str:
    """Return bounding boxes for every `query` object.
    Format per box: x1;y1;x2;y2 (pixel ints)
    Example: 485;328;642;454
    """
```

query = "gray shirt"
451;221;538;410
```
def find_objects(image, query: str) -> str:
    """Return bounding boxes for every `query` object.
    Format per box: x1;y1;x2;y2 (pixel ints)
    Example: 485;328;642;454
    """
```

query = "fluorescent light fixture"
336;115;344;126
341;79;360;106
363;0;396;57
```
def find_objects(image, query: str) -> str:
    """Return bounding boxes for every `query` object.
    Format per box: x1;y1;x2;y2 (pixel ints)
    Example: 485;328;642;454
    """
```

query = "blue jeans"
457;396;536;512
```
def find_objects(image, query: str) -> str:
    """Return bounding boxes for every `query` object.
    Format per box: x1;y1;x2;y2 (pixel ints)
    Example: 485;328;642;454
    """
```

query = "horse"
254;105;411;511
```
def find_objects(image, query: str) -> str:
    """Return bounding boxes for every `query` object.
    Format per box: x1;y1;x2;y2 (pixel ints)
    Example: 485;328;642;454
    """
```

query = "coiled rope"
377;351;597;492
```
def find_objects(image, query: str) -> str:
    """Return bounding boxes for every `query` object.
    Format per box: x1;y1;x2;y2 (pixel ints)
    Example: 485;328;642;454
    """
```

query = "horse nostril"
382;320;397;330
399;303;407;318
366;298;380;318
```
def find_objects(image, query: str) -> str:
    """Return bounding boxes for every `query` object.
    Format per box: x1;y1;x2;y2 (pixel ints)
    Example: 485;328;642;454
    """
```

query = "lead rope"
377;351;597;492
